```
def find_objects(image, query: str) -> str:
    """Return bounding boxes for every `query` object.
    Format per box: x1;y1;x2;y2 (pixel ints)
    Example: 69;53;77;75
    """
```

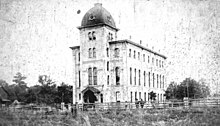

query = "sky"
0;0;220;94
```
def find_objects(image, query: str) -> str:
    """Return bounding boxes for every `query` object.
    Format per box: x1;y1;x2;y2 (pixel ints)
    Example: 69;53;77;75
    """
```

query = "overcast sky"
0;0;219;94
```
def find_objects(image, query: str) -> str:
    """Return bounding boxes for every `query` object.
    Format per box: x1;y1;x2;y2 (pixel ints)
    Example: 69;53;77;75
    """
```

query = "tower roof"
78;3;118;31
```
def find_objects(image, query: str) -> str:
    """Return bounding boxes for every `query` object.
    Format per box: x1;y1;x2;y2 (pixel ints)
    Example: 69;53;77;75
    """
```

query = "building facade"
70;3;167;104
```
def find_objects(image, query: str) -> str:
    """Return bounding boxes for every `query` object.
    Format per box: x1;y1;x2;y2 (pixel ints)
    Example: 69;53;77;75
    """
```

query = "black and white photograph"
0;0;220;125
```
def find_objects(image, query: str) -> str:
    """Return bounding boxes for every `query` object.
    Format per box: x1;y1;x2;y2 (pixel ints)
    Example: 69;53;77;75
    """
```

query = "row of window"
88;48;96;58
130;92;164;102
129;49;164;68
88;67;97;85
88;31;96;40
88;31;114;41
129;67;165;88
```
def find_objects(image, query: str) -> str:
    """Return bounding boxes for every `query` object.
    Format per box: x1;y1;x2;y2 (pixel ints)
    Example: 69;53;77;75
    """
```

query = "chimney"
140;40;142;45
129;35;132;40
95;3;102;7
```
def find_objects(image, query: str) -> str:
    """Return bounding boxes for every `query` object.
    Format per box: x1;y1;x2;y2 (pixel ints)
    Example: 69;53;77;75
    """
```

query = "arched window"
89;48;92;58
88;32;92;40
115;67;120;85
134;51;136;59
93;67;97;85
88;68;92;85
114;48;119;57
92;31;96;40
93;48;96;58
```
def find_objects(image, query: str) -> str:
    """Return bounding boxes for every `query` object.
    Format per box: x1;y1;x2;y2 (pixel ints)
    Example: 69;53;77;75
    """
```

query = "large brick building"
70;3;167;104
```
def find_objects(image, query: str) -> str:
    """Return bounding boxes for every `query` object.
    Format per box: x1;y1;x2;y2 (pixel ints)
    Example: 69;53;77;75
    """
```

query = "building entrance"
83;90;98;103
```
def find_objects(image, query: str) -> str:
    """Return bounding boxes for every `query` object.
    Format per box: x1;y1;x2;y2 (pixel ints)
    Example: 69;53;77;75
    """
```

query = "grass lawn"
0;107;220;126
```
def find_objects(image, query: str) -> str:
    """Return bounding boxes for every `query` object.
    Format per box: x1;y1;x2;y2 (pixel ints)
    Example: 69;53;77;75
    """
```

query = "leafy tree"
38;75;57;105
12;72;28;102
148;91;156;101
165;78;210;100
56;82;72;104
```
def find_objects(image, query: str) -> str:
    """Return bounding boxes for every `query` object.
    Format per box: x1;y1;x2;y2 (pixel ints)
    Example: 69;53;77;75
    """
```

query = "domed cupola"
78;3;119;31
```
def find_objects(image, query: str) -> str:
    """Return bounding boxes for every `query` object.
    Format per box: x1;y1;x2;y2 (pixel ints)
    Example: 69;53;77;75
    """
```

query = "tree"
148;91;156;101
38;75;57;105
56;82;72;104
12;72;28;102
165;78;211;100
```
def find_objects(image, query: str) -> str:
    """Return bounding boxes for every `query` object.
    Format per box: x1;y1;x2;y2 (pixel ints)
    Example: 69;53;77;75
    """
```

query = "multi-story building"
70;3;166;104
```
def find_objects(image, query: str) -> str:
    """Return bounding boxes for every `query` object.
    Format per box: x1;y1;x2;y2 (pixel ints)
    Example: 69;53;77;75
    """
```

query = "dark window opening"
79;71;81;87
114;48;119;57
107;61;109;71
131;92;133;102
129;49;131;57
92;31;96;40
88;32;92;40
100;94;103;103
148;72;150;87
106;48;109;57
88;68;92;85
93;48;96;58
93;67;97;85
115;67;120;85
134;69;136;85
89;48;92;58
130;67;132;85
139;70;141;85
107;75;109;85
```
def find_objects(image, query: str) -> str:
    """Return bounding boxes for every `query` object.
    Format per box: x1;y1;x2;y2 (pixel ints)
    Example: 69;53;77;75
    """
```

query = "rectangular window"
152;57;154;65
139;70;141;85
134;51;136;59
116;67;120;85
134;69;136;85
93;48;96;58
101;94;103;103
156;59;158;66
139;92;141;100
116;91;120;102
107;61;109;71
88;68;92;85
89;48;92;58
93;67;97;85
107;48;109;57
162;61;164;68
144;92;146;102
131;92;132;102
143;54;145;62
115;48;119;57
78;53;80;61
144;71;146;86
163;75;165;88
148;56;150;63
130;67;132;85
138;52;140;60
79;71;81;87
79;93;81;100
107;75;109;85
129;49;131;57
148;72;150;87
159;60;161;68
135;92;137;99
160;75;161;88
153;73;155;88
157;74;158;88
